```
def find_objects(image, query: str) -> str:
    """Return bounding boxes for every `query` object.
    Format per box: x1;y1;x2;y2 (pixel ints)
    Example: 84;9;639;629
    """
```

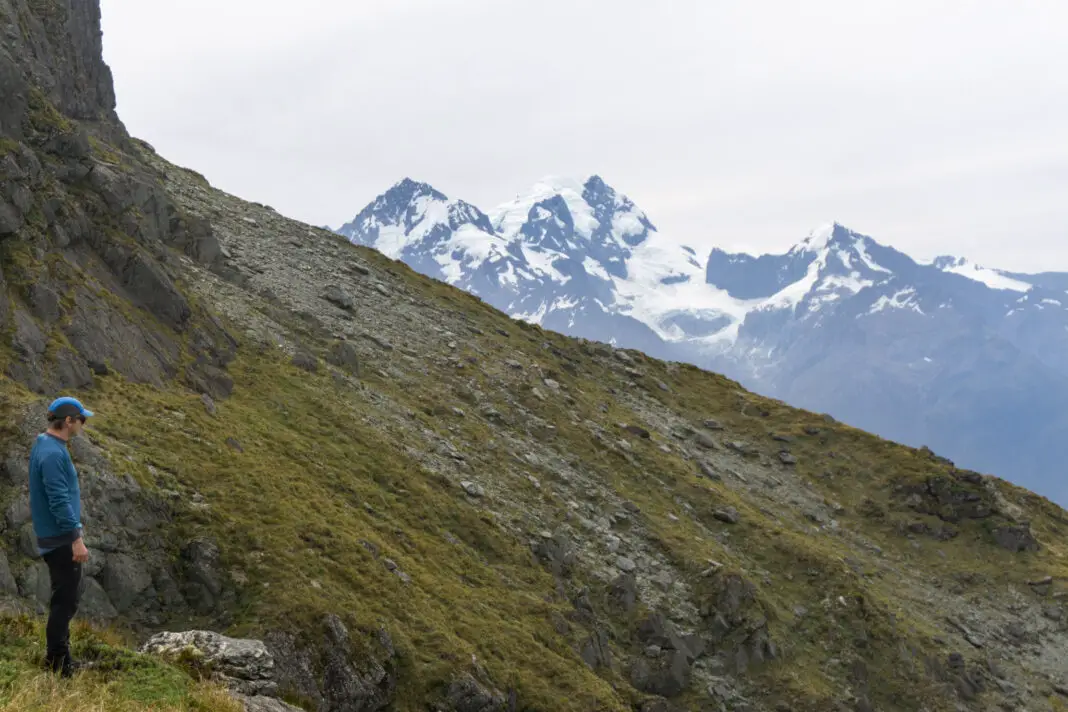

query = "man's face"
69;415;85;437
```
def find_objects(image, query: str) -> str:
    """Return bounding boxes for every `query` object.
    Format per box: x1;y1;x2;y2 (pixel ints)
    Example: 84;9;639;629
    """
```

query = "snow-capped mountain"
335;177;1068;504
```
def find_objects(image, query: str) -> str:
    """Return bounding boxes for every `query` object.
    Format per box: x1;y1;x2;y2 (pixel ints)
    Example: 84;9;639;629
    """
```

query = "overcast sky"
98;1;1067;272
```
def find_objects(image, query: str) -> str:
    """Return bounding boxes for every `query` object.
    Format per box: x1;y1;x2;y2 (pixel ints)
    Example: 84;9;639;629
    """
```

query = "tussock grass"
0;614;240;712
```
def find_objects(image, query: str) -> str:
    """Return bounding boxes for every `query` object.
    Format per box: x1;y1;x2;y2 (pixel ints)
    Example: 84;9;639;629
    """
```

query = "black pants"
42;543;82;665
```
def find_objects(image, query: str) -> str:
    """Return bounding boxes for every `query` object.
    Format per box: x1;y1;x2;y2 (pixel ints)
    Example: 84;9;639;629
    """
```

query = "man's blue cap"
48;396;94;419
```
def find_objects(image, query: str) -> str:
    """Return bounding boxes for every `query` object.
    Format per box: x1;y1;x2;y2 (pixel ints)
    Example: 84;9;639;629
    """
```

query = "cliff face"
0;0;232;397
1;0;118;132
3;4;1068;712
0;0;242;680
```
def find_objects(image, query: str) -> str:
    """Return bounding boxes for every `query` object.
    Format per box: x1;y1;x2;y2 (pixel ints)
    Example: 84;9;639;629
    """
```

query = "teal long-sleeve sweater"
28;433;83;554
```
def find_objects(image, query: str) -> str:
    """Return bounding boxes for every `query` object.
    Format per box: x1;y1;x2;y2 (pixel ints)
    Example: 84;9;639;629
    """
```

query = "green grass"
26;88;74;135
88;136;122;166
84;351;632;711
0;614;239;712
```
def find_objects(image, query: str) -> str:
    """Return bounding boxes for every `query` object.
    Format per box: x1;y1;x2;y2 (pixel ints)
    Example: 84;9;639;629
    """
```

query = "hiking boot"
43;652;80;678
43;653;64;675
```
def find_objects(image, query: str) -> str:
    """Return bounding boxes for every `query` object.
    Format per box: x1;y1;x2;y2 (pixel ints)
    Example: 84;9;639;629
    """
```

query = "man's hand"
72;538;89;563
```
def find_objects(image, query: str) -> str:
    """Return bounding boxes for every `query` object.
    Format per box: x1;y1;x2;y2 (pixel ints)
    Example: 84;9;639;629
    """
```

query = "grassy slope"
31;256;1067;711
0;613;240;712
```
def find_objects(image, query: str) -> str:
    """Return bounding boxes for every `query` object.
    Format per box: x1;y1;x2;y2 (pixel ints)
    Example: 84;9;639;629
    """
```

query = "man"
28;396;93;677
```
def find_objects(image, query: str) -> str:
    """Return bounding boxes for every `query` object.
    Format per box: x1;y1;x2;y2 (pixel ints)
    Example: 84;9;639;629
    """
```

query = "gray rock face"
714;507;740;524
696;461;720;480
17;561;50;608
636;613;701;663
621;424;651;439
0;50;27;139
442;673;509;712
262;630;322;709
2;454;29;488
291;350;319;373
533;533;575;578
320;614;397;712
4;493;30;531
263;615;399;712
63;291;183;388
326;340;360;375
630;650;691;698
181;537;227;613
0;0;237;398
580;628;613;670
7;0;118;123
694;432;718;450
112;250;192;331
78;576;118;621
17;523;37;559
233;695;305;712
0;199;23;235
0;550;17;595
609;573;639;613
141;630;278;697
167;213;222;266
460;481;485;498
99;552;154;614
993;525;1040;552
639;699;681;712
322;284;355;311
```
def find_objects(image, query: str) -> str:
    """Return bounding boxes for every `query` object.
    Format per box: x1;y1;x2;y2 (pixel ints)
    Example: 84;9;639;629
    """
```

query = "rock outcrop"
0;402;232;628
141;629;303;712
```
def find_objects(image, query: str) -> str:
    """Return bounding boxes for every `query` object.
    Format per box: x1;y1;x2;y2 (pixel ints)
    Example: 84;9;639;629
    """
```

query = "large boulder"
322;284;355;311
630;651;692;698
636;613;703;662
580;628;613;670
64;289;181;387
78;577;118;621
326;340;360;374
4;493;31;531
321;614;397;712
180;537;227;613
98;552;154;614
233;695;305;712
441;673;509;712
992;524;1040;552
167;211;222;266
140;630;278;697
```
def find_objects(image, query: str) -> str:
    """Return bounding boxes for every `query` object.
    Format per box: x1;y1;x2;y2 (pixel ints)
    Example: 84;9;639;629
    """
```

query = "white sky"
99;0;1068;273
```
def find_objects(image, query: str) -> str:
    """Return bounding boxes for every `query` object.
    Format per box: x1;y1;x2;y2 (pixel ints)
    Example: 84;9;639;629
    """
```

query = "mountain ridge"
336;178;1068;503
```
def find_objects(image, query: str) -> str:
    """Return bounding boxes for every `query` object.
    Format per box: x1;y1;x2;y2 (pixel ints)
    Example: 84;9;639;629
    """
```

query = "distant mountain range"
334;176;1068;504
